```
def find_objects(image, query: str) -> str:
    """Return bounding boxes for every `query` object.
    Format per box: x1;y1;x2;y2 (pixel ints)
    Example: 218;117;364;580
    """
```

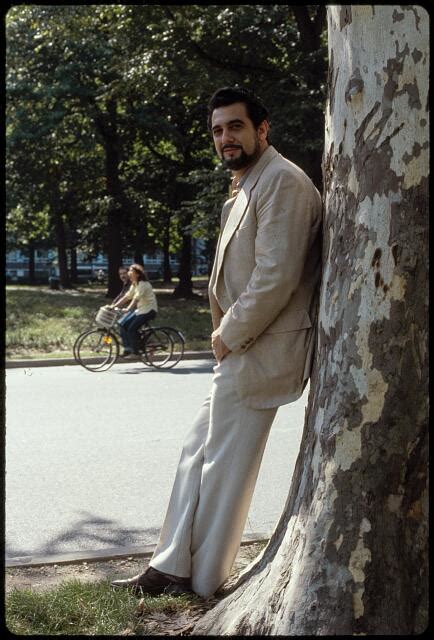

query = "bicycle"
73;306;185;372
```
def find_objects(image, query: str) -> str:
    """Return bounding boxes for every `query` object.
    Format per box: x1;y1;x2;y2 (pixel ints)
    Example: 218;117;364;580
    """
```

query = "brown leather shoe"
111;566;191;596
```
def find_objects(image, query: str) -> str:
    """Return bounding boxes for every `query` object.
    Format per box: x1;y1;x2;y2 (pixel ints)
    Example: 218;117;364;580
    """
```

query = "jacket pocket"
264;308;312;334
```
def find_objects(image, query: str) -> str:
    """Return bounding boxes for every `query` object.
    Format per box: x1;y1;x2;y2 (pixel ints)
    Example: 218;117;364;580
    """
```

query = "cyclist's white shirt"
125;281;158;315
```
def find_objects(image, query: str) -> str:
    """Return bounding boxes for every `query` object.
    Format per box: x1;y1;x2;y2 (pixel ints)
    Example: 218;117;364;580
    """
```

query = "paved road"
5;360;308;563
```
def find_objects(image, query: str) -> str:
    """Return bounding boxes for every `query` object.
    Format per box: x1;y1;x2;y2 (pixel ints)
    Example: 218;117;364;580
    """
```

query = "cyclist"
112;265;131;305
111;264;158;357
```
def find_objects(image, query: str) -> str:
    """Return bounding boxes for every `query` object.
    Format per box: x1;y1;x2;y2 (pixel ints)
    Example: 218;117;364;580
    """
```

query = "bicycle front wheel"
143;328;173;368
158;327;185;368
73;329;94;362
76;329;119;372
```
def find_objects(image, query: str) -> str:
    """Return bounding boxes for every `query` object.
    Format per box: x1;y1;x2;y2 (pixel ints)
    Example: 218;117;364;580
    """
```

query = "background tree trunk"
70;247;78;284
28;242;35;284
53;208;71;289
97;99;124;298
132;204;148;268
290;5;327;191
193;5;428;635
132;251;145;267
173;231;193;297
173;154;195;298
162;213;173;283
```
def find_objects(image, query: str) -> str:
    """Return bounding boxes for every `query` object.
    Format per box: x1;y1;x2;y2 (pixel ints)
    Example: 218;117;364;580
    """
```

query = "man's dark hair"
207;86;269;131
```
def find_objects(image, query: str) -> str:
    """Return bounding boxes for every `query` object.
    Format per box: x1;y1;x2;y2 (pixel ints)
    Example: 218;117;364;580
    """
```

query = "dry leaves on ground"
135;598;220;636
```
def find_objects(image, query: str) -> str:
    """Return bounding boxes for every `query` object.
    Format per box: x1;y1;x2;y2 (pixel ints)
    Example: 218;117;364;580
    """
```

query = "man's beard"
221;139;261;171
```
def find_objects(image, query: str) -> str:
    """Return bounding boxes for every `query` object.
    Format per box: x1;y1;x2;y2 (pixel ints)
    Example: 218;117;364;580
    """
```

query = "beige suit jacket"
209;145;322;409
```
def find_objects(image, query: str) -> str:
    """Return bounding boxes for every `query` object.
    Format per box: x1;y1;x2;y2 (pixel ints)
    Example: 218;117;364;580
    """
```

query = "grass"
5;578;198;635
6;282;213;359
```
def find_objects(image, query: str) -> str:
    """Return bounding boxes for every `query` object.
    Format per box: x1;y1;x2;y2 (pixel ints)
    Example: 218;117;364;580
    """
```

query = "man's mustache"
222;144;243;151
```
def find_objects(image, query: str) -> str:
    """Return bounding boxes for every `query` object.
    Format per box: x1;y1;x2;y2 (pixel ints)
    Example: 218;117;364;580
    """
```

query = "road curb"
6;534;269;568
5;351;215;369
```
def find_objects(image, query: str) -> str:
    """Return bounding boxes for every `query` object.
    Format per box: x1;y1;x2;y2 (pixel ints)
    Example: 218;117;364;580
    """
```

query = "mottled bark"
193;5;428;635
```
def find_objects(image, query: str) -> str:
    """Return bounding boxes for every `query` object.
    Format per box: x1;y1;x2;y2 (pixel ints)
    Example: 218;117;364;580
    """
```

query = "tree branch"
291;6;326;52
145;141;182;168
163;5;293;82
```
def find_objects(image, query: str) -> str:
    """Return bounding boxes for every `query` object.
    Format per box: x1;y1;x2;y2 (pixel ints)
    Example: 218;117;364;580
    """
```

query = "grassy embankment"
6;281;213;359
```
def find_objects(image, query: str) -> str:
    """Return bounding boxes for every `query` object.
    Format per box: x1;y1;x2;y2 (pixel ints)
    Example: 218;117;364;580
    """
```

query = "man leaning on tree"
111;86;322;599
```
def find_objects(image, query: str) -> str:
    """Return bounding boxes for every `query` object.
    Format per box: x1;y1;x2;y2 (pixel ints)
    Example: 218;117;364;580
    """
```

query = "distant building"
6;248;57;283
6;239;206;283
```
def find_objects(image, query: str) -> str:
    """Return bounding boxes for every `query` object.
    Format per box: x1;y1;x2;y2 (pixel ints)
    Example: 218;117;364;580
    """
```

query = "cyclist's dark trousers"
118;310;157;353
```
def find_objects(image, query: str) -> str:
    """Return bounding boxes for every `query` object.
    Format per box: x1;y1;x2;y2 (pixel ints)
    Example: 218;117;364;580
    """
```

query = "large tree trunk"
193;5;428;635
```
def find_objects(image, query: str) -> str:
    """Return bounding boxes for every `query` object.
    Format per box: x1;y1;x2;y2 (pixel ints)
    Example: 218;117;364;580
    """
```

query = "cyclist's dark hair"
207;86;270;133
130;263;149;282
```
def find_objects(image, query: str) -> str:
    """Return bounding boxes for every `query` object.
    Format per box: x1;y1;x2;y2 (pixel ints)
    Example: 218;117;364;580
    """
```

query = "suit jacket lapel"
209;195;236;291
214;146;278;282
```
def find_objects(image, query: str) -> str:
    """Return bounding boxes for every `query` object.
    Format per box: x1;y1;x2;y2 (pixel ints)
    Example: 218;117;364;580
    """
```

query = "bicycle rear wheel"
158;327;185;368
75;329;119;372
142;328;173;368
136;327;152;366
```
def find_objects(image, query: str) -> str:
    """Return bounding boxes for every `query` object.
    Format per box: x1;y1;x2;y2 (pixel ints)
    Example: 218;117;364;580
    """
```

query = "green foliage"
6;204;51;250
6;5;327;270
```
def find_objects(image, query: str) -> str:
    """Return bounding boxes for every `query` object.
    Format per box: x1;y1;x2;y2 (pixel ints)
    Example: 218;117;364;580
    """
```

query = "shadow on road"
114;362;215;375
6;511;160;560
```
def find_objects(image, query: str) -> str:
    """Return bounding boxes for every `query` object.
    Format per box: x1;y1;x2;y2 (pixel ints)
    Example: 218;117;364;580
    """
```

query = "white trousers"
150;356;278;598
